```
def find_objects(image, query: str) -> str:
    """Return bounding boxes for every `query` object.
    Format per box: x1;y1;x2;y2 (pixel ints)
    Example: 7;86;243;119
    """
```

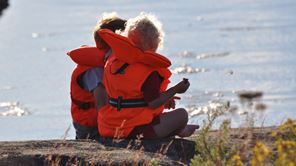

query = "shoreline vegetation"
189;91;295;166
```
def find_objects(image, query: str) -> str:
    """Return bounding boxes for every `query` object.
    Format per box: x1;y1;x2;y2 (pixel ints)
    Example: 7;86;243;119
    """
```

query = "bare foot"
177;124;199;138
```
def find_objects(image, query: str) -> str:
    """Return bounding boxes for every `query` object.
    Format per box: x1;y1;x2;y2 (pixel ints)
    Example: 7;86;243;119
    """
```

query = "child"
67;13;126;139
98;12;199;139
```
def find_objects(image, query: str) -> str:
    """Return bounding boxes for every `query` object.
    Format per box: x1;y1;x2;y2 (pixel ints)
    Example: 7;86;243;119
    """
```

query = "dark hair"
93;18;126;48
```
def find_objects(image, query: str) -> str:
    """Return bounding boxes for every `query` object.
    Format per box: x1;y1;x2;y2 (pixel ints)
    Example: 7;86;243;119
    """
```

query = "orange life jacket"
67;46;106;127
97;29;172;138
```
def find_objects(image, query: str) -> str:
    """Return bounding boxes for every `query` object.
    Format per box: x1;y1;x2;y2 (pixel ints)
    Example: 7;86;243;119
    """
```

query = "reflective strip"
109;100;146;105
108;98;148;110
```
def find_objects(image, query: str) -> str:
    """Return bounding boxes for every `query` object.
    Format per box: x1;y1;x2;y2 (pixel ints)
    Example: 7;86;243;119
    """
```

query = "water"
0;0;295;141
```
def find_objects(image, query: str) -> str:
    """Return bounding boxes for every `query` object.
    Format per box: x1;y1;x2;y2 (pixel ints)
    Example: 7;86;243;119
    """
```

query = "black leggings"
73;122;99;140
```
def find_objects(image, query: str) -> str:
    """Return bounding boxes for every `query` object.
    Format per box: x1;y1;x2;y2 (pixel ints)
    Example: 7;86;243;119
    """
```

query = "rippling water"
0;0;295;141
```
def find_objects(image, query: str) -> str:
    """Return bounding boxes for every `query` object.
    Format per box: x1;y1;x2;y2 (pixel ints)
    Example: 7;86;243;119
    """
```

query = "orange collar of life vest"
98;29;171;68
67;46;106;67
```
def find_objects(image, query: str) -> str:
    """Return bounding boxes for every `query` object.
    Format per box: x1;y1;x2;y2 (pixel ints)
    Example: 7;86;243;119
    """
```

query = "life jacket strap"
71;96;95;110
109;97;148;111
112;63;129;75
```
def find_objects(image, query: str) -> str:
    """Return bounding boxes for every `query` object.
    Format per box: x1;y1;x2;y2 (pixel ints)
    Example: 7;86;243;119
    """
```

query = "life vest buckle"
117;96;123;111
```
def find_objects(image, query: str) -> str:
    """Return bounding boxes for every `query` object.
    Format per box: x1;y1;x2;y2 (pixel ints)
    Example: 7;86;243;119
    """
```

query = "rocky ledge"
0;138;196;166
0;127;278;166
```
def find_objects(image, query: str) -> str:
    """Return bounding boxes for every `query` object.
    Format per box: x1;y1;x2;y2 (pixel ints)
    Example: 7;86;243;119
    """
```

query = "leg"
128;108;198;139
73;123;99;140
153;108;189;138
176;124;199;138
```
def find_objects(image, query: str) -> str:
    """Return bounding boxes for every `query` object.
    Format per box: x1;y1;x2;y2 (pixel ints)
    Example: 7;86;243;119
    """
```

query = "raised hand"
173;78;190;94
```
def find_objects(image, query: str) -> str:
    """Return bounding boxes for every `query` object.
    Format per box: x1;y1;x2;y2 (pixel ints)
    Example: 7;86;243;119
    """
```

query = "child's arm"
80;67;108;111
147;79;190;109
93;83;108;110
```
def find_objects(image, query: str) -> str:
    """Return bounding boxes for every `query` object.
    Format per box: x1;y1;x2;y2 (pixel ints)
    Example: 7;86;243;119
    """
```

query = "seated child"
98;12;199;139
68;13;126;139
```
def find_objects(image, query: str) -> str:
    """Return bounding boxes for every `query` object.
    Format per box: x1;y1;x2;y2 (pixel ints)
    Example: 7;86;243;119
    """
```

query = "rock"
237;91;263;100
0;138;196;166
0;127;280;165
0;0;9;16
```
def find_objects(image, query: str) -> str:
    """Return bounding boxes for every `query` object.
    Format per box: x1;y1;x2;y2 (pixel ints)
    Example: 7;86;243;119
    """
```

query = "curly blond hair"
121;12;164;51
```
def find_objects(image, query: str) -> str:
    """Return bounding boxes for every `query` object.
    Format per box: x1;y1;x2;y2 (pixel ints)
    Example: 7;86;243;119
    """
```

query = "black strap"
109;97;148;111
71;96;95;110
113;63;129;75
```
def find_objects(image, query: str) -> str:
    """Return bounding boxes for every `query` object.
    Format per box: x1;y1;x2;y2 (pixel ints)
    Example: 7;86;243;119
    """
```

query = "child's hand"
173;78;190;94
164;96;181;109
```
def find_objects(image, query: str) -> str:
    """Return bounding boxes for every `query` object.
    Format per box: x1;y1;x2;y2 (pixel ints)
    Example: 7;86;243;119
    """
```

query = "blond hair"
121;12;164;51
